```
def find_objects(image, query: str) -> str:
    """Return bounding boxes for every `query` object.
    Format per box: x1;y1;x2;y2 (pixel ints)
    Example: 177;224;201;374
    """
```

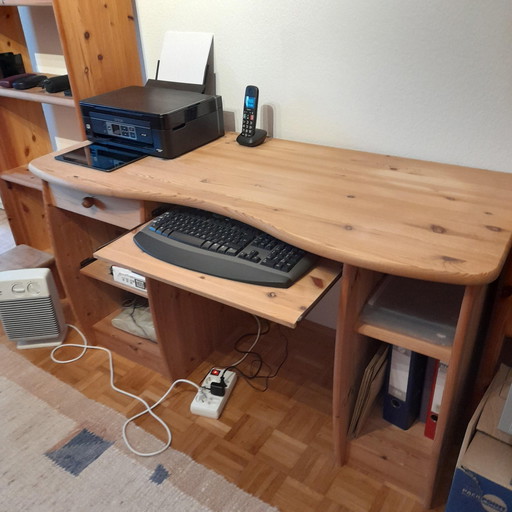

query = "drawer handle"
81;197;95;208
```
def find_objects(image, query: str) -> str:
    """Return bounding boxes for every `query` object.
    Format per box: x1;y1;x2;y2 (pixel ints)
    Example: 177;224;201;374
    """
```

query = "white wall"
134;0;512;328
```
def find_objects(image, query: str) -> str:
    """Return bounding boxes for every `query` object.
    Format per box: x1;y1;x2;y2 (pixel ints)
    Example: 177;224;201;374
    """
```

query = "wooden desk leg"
147;278;250;380
332;265;382;464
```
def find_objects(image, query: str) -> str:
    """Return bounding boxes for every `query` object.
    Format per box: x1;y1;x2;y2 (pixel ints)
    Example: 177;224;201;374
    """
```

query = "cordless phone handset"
236;85;267;147
241;85;259;137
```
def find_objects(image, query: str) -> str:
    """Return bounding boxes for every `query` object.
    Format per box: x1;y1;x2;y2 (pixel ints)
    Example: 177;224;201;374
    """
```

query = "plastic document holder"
361;275;465;346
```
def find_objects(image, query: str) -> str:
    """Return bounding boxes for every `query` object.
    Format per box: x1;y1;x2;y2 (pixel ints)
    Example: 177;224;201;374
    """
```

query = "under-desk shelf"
81;259;148;299
356;321;452;362
93;309;168;376
93;227;343;328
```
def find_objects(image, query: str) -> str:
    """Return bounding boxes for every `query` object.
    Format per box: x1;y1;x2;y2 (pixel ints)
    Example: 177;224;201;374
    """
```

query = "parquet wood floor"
0;319;446;512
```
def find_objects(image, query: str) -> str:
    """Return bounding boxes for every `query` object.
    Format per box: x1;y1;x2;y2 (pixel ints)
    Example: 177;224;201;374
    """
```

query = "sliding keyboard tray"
93;224;342;328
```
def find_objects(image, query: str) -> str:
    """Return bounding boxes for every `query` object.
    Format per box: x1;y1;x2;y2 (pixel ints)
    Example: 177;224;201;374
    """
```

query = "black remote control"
241;85;259;137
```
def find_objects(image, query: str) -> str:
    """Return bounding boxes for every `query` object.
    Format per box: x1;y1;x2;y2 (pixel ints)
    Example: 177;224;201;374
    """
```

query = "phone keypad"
242;110;255;137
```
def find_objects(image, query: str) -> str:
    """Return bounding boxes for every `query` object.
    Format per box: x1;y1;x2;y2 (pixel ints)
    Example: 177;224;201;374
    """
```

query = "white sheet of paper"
158;31;213;85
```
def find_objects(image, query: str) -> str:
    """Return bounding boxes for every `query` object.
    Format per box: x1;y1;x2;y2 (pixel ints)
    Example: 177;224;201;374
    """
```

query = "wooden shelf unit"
81;259;148;299
1;1;52;6
356;320;453;363
335;264;487;506
0;80;74;107
0;0;142;250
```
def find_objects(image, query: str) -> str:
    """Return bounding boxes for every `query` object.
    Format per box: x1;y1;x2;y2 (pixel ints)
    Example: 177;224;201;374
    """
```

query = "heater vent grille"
0;297;61;340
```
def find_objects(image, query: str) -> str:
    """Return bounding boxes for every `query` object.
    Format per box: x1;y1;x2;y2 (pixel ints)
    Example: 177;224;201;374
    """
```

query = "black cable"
224;323;289;392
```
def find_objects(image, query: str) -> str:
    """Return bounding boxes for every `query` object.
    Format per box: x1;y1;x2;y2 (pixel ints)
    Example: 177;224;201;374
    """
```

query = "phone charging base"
236;129;267;147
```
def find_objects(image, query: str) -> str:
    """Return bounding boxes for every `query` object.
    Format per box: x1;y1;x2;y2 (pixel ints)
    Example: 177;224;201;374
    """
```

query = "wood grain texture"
30;133;512;285
0;178;51;249
94;226;342;329
52;0;143;104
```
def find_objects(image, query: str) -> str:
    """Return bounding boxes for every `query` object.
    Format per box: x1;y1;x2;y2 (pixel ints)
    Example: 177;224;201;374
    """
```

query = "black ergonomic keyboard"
133;206;317;288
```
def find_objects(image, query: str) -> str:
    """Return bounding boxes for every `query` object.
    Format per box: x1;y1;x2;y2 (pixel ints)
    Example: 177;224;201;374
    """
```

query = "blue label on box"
446;468;511;512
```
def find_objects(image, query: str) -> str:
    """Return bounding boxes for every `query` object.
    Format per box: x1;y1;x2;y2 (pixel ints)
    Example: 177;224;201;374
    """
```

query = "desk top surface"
30;132;512;285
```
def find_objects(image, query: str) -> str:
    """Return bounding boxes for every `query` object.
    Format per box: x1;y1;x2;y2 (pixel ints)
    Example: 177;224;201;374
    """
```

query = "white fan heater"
0;268;67;349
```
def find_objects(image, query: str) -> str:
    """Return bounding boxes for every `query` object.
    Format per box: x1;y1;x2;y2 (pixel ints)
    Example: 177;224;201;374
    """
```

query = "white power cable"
50;323;200;457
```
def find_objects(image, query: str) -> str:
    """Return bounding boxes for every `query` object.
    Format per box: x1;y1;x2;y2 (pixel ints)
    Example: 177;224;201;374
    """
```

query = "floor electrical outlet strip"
190;368;237;419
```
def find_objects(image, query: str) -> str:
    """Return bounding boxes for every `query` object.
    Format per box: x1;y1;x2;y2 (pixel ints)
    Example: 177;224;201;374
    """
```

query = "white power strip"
190;368;237;419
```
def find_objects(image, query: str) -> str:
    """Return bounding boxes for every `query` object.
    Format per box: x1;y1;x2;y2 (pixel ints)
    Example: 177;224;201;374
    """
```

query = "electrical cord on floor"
216;315;289;392
230;324;289;391
50;323;200;457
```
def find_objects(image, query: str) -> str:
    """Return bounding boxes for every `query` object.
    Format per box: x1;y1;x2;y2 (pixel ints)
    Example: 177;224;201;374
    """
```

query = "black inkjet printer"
79;82;224;159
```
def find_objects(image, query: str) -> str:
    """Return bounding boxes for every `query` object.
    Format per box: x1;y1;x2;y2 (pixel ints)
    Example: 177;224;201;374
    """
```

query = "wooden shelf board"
93;309;168;376
0;81;73;107
93;227;343;329
0;165;43;191
1;1;52;5
81;259;148;299
357;321;452;363
348;405;434;500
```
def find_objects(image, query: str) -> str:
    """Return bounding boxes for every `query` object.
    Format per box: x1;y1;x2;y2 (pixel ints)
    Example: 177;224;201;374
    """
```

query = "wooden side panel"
44;184;127;337
52;0;143;103
0;179;50;249
333;265;383;463
425;283;487;507
0;98;52;171
0;6;32;68
0;8;51;172
147;278;251;380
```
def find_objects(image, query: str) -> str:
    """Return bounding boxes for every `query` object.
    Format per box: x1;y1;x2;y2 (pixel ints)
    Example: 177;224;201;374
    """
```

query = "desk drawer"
48;183;145;229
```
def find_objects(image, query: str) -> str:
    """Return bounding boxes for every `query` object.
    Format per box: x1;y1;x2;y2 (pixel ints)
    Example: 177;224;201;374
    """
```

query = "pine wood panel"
0;82;74;107
43;190;128;338
356;322;452;363
93;226;342;329
148;278;253;379
93;309;169;377
0;179;51;248
29;133;512;286
52;0;143;105
0;6;32;65
1;165;43;190
0;98;52;171
48;183;148;229
80;259;148;298
0;7;52;172
333;265;383;463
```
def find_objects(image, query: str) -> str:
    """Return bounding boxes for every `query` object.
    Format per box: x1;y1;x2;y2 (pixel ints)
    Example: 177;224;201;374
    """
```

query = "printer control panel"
106;120;138;140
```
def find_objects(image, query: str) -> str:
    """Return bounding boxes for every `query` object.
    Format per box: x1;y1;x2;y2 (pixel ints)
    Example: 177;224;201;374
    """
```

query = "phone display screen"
55;144;145;172
245;95;256;109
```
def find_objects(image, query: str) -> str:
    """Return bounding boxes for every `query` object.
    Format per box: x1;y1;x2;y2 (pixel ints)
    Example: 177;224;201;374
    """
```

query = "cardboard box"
446;365;512;512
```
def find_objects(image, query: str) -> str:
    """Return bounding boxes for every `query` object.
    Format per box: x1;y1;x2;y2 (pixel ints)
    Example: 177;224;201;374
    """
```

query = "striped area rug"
0;344;278;512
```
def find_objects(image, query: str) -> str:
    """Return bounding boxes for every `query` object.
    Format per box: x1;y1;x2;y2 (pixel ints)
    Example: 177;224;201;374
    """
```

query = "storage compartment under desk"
336;265;488;508
93;308;168;376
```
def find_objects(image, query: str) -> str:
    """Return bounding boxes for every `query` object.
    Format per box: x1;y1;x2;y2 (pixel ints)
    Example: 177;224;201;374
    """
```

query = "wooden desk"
29;132;512;507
